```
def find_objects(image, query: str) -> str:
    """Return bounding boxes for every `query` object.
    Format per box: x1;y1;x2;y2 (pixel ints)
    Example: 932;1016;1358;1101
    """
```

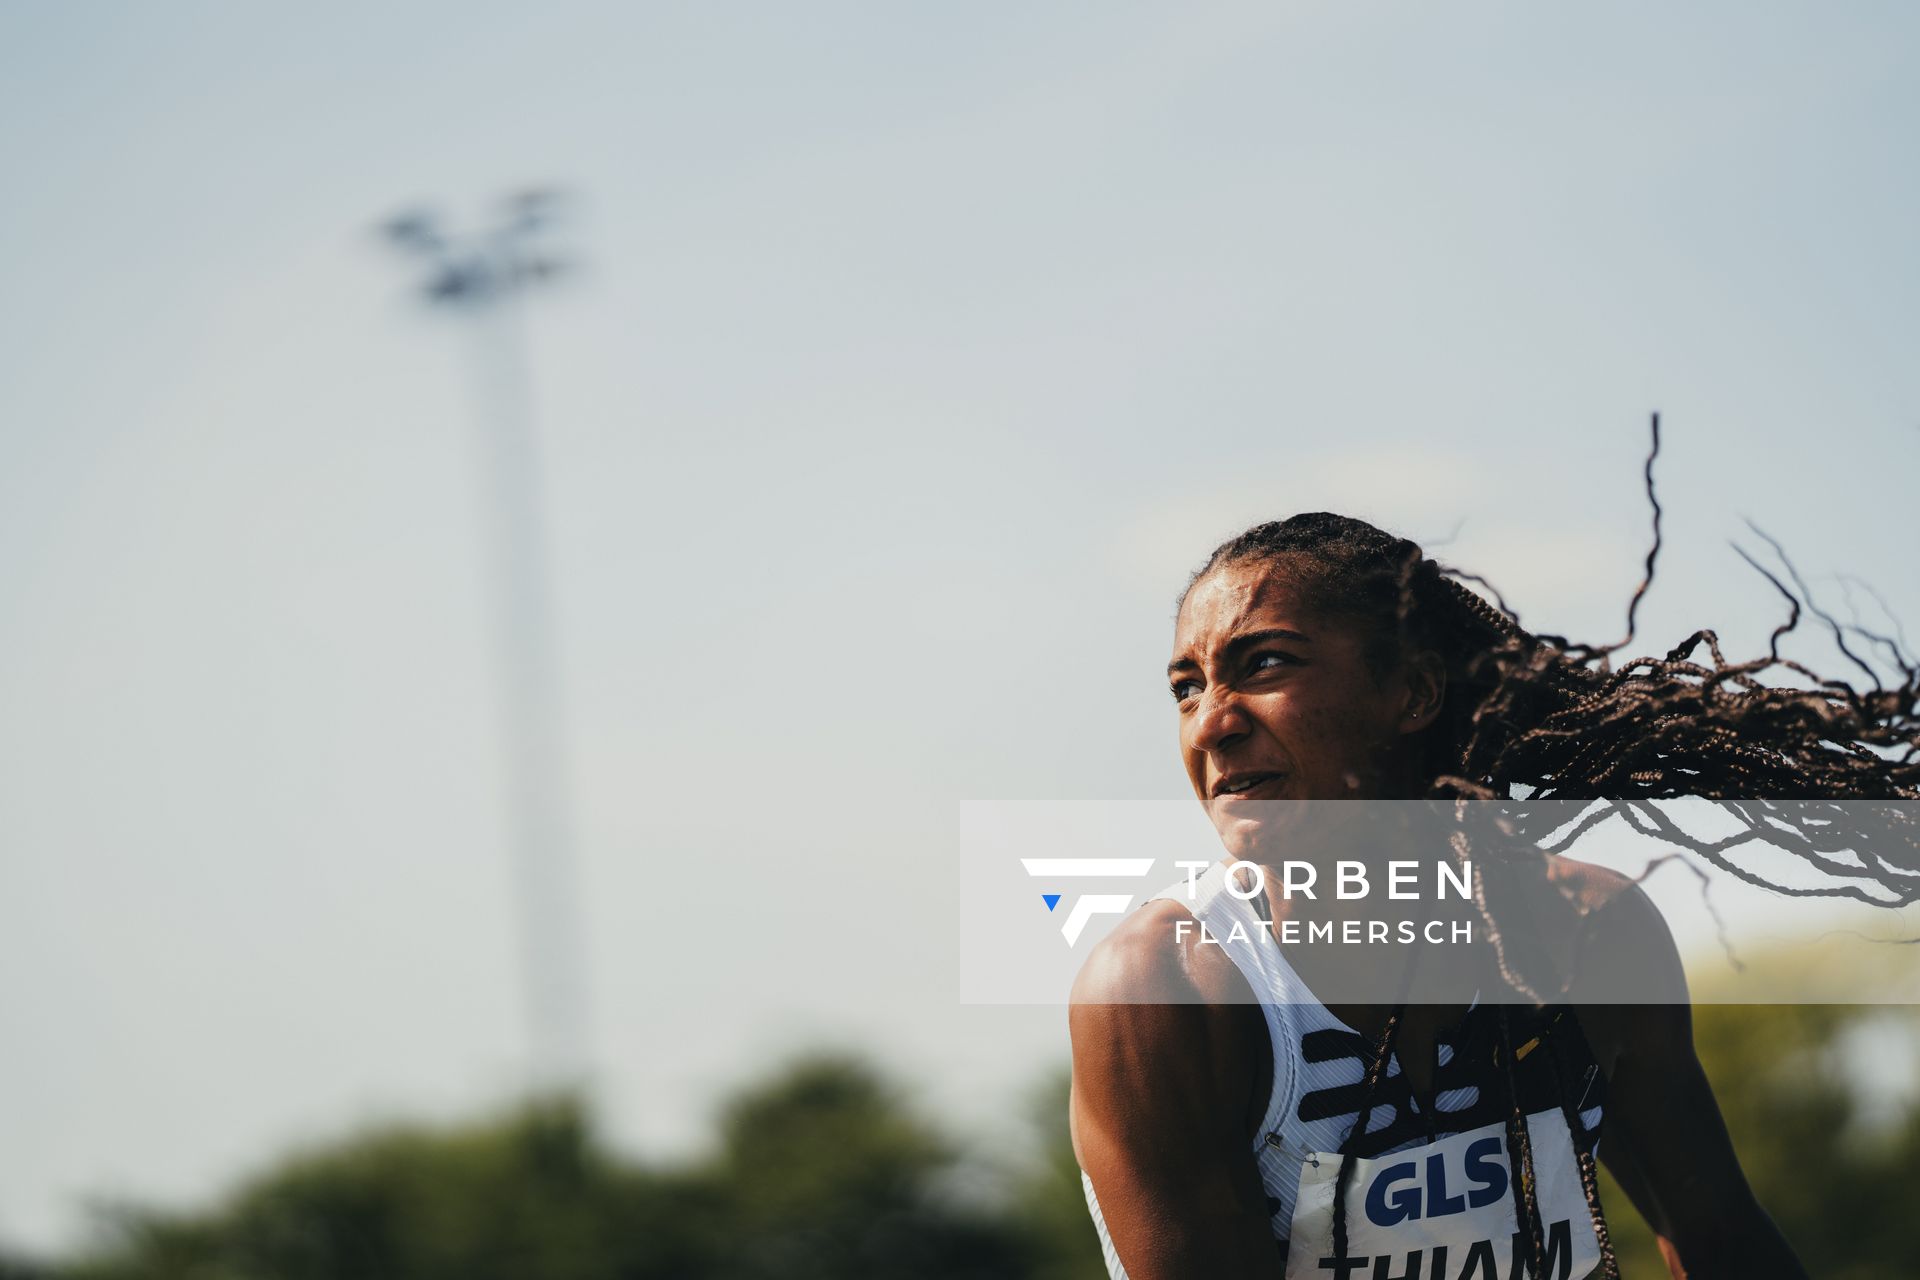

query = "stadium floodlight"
379;191;590;1090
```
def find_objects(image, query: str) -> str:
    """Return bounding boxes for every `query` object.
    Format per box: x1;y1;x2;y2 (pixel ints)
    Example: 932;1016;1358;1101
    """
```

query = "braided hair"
1184;439;1919;1277
1182;504;1920;834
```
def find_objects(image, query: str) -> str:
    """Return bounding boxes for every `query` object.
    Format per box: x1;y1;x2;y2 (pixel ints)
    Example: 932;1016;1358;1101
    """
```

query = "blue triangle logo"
1042;893;1062;912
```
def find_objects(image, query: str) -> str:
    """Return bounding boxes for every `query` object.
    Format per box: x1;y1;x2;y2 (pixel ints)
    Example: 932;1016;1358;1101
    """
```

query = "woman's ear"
1399;650;1446;733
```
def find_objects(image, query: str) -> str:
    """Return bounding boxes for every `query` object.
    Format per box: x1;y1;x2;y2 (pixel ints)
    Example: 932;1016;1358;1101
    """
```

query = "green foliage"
62;1096;656;1280
51;1056;1029;1280
26;999;1920;1279
1001;1071;1108;1280
696;1053;1026;1279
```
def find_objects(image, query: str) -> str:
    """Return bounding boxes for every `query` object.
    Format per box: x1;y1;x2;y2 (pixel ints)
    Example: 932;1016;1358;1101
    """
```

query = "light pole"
381;191;590;1088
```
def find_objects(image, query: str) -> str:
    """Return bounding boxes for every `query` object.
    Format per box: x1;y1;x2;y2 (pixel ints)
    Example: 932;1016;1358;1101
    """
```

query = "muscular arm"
1573;883;1809;1279
1596;1001;1807;1279
1069;901;1280;1278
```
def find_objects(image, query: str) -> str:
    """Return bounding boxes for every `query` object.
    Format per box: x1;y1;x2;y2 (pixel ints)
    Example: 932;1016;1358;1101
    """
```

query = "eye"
1250;651;1302;674
1169;678;1202;704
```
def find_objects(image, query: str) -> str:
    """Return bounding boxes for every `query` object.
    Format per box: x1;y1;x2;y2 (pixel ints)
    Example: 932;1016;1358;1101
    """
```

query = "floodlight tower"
381;191;589;1088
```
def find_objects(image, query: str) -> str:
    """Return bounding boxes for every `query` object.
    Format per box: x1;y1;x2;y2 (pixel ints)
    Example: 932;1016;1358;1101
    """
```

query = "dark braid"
1329;1005;1403;1266
1544;1026;1622;1280
1498;1006;1550;1279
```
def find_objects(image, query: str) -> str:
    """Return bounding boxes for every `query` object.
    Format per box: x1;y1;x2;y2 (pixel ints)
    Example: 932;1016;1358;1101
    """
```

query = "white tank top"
1081;860;1608;1280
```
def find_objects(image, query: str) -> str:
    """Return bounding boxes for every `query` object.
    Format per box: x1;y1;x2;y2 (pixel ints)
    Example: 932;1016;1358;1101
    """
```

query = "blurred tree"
52;1056;1030;1280
1002;1071;1109;1280
33;989;1920;1279
695;1053;1027;1279
62;1096;652;1280
0;1255;52;1280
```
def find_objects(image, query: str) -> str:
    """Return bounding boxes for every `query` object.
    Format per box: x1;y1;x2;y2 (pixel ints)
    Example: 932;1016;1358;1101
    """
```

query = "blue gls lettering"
1463;1135;1508;1208
1362;1137;1509;1226
1364;1161;1421;1226
1425;1151;1467;1217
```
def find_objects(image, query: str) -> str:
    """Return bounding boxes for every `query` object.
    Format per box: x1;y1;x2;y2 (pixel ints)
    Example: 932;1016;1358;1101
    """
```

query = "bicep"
1068;937;1278;1278
1577;884;1805;1276
1602;1014;1758;1236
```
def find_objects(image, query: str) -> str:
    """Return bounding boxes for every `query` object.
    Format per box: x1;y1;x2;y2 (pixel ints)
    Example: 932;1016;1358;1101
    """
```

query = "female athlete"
1069;504;1917;1278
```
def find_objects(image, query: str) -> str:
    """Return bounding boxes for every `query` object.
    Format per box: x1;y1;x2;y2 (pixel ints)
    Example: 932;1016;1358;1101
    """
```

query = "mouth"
1212;771;1289;799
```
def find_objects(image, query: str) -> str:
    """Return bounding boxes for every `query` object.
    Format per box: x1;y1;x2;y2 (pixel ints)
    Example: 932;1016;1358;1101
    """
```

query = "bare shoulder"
1069;898;1267;1166
1543;854;1640;912
1546;857;1679;957
1543;857;1691;1045
1070;898;1251;1007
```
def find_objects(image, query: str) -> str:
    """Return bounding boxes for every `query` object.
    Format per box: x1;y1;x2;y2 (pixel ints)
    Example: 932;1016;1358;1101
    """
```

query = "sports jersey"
1083;860;1609;1279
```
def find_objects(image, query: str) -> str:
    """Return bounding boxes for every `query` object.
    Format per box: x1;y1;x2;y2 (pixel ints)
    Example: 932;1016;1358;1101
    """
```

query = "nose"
1188;684;1253;757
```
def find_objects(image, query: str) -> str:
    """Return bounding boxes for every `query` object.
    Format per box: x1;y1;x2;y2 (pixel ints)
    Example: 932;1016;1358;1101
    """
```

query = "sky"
2;0;1917;1256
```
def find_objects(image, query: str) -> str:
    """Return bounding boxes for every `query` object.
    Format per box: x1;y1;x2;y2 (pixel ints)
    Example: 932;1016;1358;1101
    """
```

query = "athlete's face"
1168;559;1442;856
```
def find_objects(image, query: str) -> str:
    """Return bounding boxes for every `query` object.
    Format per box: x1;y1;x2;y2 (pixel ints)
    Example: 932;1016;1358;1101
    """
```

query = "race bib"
1286;1110;1600;1279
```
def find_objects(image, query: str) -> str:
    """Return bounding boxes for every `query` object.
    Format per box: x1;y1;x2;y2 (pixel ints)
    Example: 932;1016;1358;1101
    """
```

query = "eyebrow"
1167;627;1314;676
